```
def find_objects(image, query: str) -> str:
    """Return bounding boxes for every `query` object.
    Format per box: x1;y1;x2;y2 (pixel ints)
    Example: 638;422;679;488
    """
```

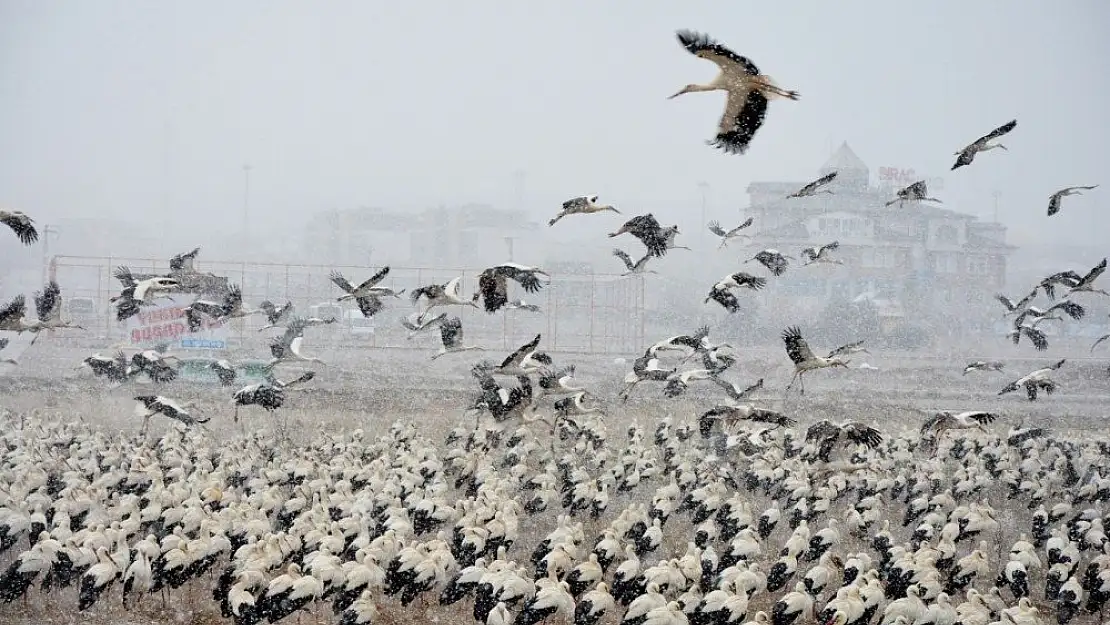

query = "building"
743;142;1016;334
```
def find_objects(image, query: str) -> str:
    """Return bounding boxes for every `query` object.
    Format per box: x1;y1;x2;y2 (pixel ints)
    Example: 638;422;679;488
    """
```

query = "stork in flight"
430;316;484;360
1;210;38;245
781;326;849;395
705;272;766;313
1047;185;1098;217
919;410;998;454
801;241;842;266
995;291;1039;317
400;311;447;339
474;263;550;314
134;395;208;435
169;247;201;273
619;349;677;401
268;320;327;367
669;29;799;155
258;301;295;331
329;267;392;302
477;333;550;378
411;277;479;321
113;266;179;304
612;248;657;277
707;217;754;249
787;171;838;198
827;340;869;360
885;181;942;207
232;371;316;422
608;214;670;258
1064;257;1108;297
0;282;84;345
999;359;1065;401
698;404;795;439
184;285;261;332
549;195;620;226
950;120;1017;171
744;249;793;276
804;420;882;463
963;360;1004;375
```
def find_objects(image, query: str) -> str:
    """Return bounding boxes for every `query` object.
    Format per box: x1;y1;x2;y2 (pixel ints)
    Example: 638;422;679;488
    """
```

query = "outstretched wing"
827;340;864;359
675;30;760;75
354;266;391;291
169;247;200;272
805;420;839;444
707;221;728;238
919;412;949;437
34;281;62;322
1076;258;1107;288
562;196;589;210
1;212;38;244
977;119;1017;144
726;216;755;236
782;326;816;365
329;270;356;294
0;295;26;328
500;334;541;369
842;422;883;449
613;249;634;271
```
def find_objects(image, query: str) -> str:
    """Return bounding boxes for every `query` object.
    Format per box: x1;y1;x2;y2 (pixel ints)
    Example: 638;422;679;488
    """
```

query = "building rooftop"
821;141;868;173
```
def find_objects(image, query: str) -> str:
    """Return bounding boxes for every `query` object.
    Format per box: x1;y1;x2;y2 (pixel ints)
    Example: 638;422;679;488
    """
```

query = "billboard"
878;166;944;191
125;294;229;351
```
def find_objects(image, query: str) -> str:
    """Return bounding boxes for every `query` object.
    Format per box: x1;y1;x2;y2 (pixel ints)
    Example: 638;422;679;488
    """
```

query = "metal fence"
48;255;647;354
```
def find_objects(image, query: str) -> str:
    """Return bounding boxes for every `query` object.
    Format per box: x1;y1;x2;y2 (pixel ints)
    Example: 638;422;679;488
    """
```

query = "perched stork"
999;359;1066;401
613;248;657;276
329;267;391;301
670;29;799;155
951;120;1017;170
781;326;849;395
549;195;620;226
134;395;208;434
920;411;998;454
608;214;670;257
430;316;484;360
787;172;838;198
400;311;447;339
963;360;1004;375
0;210;38;245
804;420;882;463
258;301;295;331
169;247;201;273
269;320;326;367
411;277;479;320
705;272;766;313
184;285;260;331
801;241;842;266
1047;185;1098;217
707;217;754;249
885;181;941;207
619;350;677;401
1064;257;1108;297
745;249;793;276
474;263;551;314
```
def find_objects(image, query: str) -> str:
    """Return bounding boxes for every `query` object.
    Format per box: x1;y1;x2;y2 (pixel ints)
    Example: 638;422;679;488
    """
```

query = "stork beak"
667;87;688;100
997;144;1008;151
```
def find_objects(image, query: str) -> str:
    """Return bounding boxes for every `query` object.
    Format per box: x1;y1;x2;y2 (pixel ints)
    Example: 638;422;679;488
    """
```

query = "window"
968;257;989;275
935;224;958;245
933;253;958;273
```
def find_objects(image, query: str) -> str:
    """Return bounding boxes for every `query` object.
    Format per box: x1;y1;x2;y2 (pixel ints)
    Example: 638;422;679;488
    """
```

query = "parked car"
343;309;375;340
66;297;97;323
175;357;273;385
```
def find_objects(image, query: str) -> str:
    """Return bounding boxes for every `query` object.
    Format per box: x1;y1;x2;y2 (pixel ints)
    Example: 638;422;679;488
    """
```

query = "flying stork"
478;333;550;376
998;359;1066;401
1047;185;1098;217
0;282;84;345
707;217;754;249
258;301;295;331
1064;257;1108;297
410;277;479;320
268;320;327;367
134;395;208;434
745;249;793;276
612;249;657;277
534;364;585;407
400;311;447;339
1008;320;1049;351
505;299;542;313
553;392;603;421
1;210;38;245
232;371;316;422
109;267;167;322
920;410;998;454
549;195;620;226
705;272;766;313
787;171;838;198
670;29;799;155
1014;299;1085;327
130;348;180;383
470;365;534;425
430;316;484;360
803;420;883;463
698;404;795;438
329;267;391;301
82;351;133;383
648;326;712;358
801;241;842;266
885;181;942;207
474;263;551;314
169;247;201;273
950;120;1017;171
963;360;1004;375
827;340;869;359
113;266;179;304
608;214;670;258
619;350;676;401
184;285;261;332
781;326;850;395
1036;271;1083;300
995;291;1039;317
709;376;764;403
662;367;718;398
209;359;238;386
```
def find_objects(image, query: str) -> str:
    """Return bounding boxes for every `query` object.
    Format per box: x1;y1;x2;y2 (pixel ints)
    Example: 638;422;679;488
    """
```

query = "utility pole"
697;182;710;244
40;225;59;284
511;170;526;209
242;164;252;250
991;190;1001;223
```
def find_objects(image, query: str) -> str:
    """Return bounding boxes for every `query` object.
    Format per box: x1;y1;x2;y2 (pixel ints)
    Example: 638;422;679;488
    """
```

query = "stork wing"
712;88;767;156
0;295;26;329
920;412;950;437
1076;258;1107;288
906;180;928;197
1;212;38;244
805;420;839;444
1046;299;1085;320
169;247;200;272
727;216;755;235
34;280;62;322
959;411;998;425
801;247;818;263
613;248;635;271
114;266;137;287
748;407;795;427
224;285;243;314
477;273;507;313
1021;326;1049;351
827;340;864;359
440;316;463;349
675;30;760;75
707;221;728;238
329;270;356;294
562;196;589;210
499;334;541;369
355;266;391;291
977;119;1017;144
822;241;840;254
782;326;815;365
792;171;838;196
707;285;740;313
842;422;883;449
1091;334;1110;353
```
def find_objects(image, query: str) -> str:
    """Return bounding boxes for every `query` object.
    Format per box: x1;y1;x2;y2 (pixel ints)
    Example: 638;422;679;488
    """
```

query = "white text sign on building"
124;295;229;351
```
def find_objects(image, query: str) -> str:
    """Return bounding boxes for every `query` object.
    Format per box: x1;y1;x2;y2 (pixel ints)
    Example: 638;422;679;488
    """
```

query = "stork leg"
785;371;799;393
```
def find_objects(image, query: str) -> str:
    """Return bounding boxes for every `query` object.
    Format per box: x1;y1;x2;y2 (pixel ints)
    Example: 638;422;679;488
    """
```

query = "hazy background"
1;0;1107;267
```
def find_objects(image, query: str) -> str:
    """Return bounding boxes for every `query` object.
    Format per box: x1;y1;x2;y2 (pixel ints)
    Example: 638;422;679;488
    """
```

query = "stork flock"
1;26;1110;625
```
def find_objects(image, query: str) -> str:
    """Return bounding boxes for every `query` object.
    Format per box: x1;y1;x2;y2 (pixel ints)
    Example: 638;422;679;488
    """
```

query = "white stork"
885;181;942;207
669;29;800;155
430;316;484;360
804;420;883;463
1064;257;1108;297
505;299;542;313
745;249;793;276
549;195;621;226
268;320;327;367
168;247;201;273
705;272;766;313
231;371;316;421
1047;185;1098;217
963;360;1004;375
258;300;295;331
400;311;447;339
698;404;795;438
613;248;657;276
184;285;262;331
1014;299;1085;327
998;359;1065;401
781;326;849;395
995;291;1039;317
113;266;179;303
329;267;391;301
801;241;842;266
787;171;838;198
553;391;603;420
1;210;38;245
410;277;478;320
827;340;869;359
707;217;754;248
951;120;1017;170
619;350;676;401
0;282;83;345
133;395;208;434
474;263;550;314
480;333;549;376
609;214;670;257
648;326;712;358
1007;320;1049;351
661;224;690;251
919;410;998;453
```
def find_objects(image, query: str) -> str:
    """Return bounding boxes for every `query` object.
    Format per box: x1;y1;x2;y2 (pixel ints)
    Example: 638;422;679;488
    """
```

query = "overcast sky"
2;1;1107;255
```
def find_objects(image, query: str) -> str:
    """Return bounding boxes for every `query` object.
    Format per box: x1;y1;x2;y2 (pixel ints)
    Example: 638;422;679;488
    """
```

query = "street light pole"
242;164;252;248
697;181;710;243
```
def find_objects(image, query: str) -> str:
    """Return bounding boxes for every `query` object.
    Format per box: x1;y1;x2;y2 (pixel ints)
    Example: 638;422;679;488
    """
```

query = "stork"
553;392;603;420
504;299;542;313
998;359;1066;401
613;248;657;276
329;267;391;301
209;360;238;386
707;217;754;249
1014;299;1085;327
410;277;478;320
787;171;838;198
109;267;163;322
669;29;799;155
130;348;180;383
803;420;883;463
82;351;133;383
885;181;942;207
661;225;690;251
648;326;712;358
1036;270;1083;300
168;247;201;273
113;266;179;303
608;214;670;257
963;360;1005;375
479;334;549;376
801;241;842;266
951;120;1017;170
1064;257;1108;297
1007;321;1049;351
0;282;83;345
257;301;295;331
474;263;550;314
619;350;676;401
781;326;849;395
710;376;765;403
1047;185;1098;217
1;210;37;245
995;291;1039;317
535;365;585;407
400;311;447;339
827;340;869;360
698;404;795;438
133;396;208;434
430;316;484;360
231;371;316;422
705;272;766;313
549;195;620;226
745;249;793;276
920;411;998;454
184;285;261;331
268;320;327;367
662;368;718;398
